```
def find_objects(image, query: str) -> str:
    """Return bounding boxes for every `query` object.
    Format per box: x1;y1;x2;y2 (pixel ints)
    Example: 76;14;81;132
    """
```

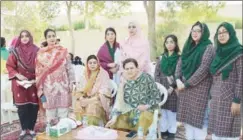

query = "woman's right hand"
231;102;240;116
80;98;89;107
205;134;212;140
107;63;116;68
105;117;117;128
43;102;47;109
15;73;28;81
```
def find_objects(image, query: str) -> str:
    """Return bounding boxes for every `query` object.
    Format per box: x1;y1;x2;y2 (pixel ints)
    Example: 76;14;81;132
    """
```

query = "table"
36;126;132;140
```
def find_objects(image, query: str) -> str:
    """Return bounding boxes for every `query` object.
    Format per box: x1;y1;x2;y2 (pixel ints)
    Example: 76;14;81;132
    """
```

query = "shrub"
55;25;69;31
73;20;85;30
235;20;242;29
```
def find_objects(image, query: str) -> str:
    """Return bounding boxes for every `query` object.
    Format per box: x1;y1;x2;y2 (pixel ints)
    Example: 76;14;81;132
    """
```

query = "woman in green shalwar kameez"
106;58;161;136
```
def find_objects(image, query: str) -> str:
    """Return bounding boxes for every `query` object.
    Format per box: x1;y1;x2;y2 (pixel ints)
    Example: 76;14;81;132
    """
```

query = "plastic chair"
1;101;17;124
149;82;168;139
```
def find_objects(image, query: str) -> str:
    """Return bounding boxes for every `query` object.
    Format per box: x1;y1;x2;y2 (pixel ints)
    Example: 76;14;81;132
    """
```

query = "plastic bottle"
46;122;51;136
146;109;159;140
82;116;88;127
137;126;144;139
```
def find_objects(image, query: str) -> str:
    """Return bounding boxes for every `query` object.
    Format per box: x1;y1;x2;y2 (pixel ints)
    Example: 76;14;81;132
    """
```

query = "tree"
176;1;225;24
65;1;75;53
38;1;61;24
156;1;182;56
154;1;226;57
144;1;156;60
1;1;60;43
76;1;131;30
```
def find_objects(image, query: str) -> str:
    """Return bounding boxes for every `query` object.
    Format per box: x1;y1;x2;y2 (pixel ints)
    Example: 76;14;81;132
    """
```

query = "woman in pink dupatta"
35;29;75;123
119;21;151;76
73;55;112;127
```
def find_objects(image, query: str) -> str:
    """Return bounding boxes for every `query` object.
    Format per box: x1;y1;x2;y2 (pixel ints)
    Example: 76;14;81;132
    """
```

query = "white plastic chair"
156;82;168;107
1;101;18;124
149;82;168;139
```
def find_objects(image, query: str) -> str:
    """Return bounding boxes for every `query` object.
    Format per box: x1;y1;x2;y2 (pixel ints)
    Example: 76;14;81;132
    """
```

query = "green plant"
235;20;242;29
73;20;85;30
55;25;69;31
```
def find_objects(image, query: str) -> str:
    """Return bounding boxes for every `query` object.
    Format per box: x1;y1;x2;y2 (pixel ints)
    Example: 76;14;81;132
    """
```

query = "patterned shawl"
35;45;68;89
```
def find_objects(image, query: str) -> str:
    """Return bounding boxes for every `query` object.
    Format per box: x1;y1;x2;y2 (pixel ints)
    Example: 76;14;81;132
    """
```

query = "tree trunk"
84;2;89;30
144;1;156;60
66;1;75;53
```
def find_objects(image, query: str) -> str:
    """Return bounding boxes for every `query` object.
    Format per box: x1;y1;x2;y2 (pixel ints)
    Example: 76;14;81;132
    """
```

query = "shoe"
126;131;137;138
161;131;169;139
29;130;37;137
18;131;26;140
166;133;175;140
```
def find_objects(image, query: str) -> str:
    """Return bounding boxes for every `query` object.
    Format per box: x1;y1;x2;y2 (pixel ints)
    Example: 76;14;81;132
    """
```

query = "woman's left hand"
176;79;185;91
137;105;149;111
80;98;89;107
205;134;212;140
231;102;240;116
109;66;119;74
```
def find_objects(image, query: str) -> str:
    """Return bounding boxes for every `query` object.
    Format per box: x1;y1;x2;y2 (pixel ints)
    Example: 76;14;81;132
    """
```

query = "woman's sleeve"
154;59;161;83
35;57;44;97
233;55;243;104
6;53;18;80
97;47;110;71
183;45;214;88
66;58;75;83
98;71;112;114
147;74;161;106
139;43;151;74
175;57;182;80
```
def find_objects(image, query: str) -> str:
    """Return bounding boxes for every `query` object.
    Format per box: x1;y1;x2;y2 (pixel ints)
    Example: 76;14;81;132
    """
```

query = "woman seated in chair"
106;58;161;135
74;55;112;126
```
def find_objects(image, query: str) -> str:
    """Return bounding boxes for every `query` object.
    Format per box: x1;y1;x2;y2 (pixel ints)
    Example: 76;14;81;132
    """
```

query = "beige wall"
57;23;242;61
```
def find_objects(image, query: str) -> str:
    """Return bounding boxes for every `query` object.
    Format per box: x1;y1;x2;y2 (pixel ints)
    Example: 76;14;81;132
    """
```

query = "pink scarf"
120;21;151;73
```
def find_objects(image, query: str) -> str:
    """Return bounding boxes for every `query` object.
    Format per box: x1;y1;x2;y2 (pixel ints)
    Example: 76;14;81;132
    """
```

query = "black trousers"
17;104;39;130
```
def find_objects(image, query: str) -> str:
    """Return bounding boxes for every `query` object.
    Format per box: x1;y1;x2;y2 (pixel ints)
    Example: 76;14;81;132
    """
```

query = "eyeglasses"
191;30;202;33
128;26;136;29
217;31;229;36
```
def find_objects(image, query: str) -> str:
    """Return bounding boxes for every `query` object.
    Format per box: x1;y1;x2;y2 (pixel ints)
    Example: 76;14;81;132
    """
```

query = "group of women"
0;20;242;140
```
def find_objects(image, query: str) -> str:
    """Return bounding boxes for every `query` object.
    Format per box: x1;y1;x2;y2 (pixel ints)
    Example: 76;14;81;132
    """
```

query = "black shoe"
126;131;137;138
166;133;175;140
161;131;169;139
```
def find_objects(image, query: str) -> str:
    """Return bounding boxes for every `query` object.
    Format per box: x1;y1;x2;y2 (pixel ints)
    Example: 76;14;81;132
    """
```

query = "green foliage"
176;1;225;24
1;1;60;43
73;21;85;30
205;16;242;29
54;19;101;31
55;25;69;31
1;1;16;11
38;1;61;22
235;20;242;29
102;1;131;19
155;1;226;57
